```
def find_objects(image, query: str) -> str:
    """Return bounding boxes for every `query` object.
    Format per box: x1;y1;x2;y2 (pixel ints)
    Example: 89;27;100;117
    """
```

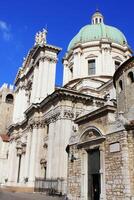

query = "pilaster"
24;128;32;179
28;125;38;185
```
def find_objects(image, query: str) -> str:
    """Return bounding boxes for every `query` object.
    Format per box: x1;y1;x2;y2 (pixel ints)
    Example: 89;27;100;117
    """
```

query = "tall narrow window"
119;80;123;93
47;124;49;135
88;60;95;75
70;67;73;79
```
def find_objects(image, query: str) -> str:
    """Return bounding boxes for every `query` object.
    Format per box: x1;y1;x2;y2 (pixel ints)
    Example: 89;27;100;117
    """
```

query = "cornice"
8;88;106;133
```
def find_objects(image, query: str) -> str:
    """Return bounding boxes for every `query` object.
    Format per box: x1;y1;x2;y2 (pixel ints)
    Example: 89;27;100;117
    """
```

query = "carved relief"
64;110;74;119
44;112;61;124
80;129;100;143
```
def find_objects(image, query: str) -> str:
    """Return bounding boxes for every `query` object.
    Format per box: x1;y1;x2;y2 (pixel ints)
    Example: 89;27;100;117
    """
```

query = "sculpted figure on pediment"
81;131;96;142
35;29;47;46
80;128;101;143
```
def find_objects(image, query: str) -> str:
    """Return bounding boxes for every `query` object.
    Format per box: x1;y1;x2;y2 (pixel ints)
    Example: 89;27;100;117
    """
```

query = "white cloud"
0;20;9;31
0;20;11;41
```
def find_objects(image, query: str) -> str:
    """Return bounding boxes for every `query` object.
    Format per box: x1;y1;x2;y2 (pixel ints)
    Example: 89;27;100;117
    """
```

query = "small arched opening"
127;71;134;84
5;94;14;104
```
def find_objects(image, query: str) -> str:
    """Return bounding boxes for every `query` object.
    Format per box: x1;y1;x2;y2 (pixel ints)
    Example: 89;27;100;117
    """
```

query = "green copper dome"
68;18;127;51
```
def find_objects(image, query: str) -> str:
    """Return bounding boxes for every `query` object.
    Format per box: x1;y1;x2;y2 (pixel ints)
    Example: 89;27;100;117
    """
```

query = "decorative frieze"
64;110;74;119
43;106;77;124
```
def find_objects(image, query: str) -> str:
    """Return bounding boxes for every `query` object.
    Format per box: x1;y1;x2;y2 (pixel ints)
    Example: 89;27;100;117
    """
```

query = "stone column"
81;149;88;200
17;88;23;122
28;124;38;186
99;144;106;200
40;58;49;99
47;60;56;95
36;58;44;101
8;141;16;184
30;65;39;103
7;141;13;183
101;48;105;75
24;129;32;180
35;124;45;177
121;131;131;199
20;87;27;121
63;60;69;85
73;49;81;79
19;153;25;183
13;89;21;123
12;92;17;123
46;122;54;178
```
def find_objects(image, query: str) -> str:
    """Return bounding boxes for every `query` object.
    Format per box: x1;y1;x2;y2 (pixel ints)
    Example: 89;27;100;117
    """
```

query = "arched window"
119;80;123;93
70;67;73;79
127;71;134;84
5;94;13;103
95;18;98;24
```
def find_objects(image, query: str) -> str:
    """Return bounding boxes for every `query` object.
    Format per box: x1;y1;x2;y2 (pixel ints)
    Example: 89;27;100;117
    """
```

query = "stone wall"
67;129;134;200
67;145;81;200
127;130;134;198
105;131;128;200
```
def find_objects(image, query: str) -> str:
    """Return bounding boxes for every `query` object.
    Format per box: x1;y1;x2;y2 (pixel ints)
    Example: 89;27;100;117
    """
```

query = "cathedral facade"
0;10;134;200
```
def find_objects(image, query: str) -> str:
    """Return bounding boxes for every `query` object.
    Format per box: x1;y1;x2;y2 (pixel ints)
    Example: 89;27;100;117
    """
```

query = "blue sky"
0;0;134;87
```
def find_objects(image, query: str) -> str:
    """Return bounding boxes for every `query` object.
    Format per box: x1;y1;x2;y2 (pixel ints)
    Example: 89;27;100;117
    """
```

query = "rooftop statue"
34;28;47;46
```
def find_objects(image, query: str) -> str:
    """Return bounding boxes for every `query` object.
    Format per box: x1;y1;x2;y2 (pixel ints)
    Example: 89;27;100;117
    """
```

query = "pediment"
77;127;106;149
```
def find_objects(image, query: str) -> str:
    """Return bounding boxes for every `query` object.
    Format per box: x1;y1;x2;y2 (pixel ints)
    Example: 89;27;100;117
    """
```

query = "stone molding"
43;55;58;63
43;107;76;124
28;119;45;129
34;54;58;66
16;140;27;155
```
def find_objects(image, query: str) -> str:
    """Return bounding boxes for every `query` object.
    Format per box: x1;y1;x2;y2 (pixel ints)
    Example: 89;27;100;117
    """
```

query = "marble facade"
0;10;134;200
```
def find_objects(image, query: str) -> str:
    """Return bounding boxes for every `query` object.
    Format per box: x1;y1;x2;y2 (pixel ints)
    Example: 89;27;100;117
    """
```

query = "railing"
34;177;65;195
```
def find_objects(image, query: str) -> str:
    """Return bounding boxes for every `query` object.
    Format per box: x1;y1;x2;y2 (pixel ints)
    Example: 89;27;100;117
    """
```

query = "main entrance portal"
88;149;100;200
